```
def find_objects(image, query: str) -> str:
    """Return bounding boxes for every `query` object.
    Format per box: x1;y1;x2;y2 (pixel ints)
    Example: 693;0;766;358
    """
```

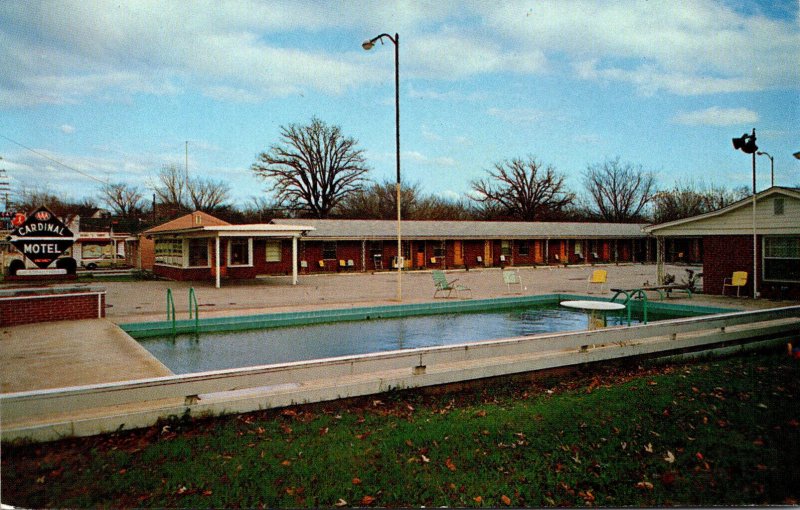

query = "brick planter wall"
0;286;106;326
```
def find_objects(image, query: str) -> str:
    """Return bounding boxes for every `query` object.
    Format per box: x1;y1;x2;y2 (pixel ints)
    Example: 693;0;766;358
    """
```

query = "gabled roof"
644;186;800;235
145;211;231;234
271;219;648;240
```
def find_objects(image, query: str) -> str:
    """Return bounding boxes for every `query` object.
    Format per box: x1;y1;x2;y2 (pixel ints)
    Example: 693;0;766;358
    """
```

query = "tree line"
14;117;751;229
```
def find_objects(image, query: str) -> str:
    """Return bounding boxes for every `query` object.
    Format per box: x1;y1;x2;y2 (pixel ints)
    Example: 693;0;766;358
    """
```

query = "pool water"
138;305;677;374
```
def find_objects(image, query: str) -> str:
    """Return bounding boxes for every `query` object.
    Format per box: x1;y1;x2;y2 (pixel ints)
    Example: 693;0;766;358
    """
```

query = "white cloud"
478;1;800;95
487;107;547;125
0;0;796;108
403;150;456;168
59;124;75;134
673;107;759;126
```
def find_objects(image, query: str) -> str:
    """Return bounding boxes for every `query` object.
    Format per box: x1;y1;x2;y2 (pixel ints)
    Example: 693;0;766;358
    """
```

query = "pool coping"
120;294;735;339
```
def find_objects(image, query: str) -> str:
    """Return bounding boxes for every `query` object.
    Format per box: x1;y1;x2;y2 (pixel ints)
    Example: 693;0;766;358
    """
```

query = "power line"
0;132;108;185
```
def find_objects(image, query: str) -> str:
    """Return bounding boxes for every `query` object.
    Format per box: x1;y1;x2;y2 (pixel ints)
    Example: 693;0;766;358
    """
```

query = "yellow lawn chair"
586;269;607;294
722;271;748;297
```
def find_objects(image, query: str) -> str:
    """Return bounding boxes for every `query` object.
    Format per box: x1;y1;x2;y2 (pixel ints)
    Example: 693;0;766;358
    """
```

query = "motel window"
188;239;209;267
154;238;183;266
265;240;282;262
228;238;252;267
322;242;337;259
501;240;511;256
433;242;446;258
519;241;530;257
763;237;800;282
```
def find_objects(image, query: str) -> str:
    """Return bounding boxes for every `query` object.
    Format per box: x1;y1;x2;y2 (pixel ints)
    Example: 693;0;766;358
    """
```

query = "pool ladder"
166;288;200;336
609;289;649;325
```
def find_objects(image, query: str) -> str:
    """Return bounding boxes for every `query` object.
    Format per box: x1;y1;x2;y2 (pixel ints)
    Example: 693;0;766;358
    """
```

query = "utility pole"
0;166;10;212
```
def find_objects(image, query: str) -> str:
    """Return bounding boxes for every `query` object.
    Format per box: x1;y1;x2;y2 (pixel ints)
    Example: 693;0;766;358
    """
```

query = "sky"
1;0;799;211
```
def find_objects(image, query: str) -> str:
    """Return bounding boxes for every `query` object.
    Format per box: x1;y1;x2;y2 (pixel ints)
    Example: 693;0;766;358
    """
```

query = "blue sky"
1;0;798;209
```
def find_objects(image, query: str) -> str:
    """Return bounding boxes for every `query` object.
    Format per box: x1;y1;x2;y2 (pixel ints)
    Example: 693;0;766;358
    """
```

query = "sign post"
8;206;76;269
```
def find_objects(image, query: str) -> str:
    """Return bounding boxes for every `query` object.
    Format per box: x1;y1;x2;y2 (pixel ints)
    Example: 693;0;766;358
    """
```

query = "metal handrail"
166;288;176;336
188;287;199;334
610;288;648;325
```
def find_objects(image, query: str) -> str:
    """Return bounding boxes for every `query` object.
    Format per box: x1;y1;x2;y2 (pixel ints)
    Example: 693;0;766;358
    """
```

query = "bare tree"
582;157;656;222
651;181;750;223
251;117;370;218
100;182;145;217
15;185;98;224
336;179;419;219
187;176;230;212
152;164;188;211
470;156;575;221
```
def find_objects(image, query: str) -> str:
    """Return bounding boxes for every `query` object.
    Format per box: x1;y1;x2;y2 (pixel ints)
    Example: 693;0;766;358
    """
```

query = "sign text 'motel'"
9;206;75;269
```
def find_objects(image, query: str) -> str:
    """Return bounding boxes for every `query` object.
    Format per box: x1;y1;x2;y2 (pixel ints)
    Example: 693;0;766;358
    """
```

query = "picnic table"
610;284;692;302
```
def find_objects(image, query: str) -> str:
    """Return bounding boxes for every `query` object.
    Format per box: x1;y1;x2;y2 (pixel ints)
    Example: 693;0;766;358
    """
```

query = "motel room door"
483;240;493;267
453;241;464;266
415;243;425;268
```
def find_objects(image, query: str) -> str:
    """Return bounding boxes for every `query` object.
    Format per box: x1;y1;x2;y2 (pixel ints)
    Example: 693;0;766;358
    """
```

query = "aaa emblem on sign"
9;206;76;268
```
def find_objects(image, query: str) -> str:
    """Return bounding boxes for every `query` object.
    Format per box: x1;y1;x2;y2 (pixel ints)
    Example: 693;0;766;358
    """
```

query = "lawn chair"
722;271;747;297
502;269;523;293
586;269;607;294
432;270;472;299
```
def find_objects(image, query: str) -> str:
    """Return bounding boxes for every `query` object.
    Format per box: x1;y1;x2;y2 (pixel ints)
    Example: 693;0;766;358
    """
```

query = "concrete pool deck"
100;263;785;322
1;263;795;395
1;319;173;393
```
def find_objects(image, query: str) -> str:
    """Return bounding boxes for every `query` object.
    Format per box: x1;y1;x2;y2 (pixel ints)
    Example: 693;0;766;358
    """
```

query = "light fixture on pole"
732;129;758;299
363;32;402;302
756;151;774;187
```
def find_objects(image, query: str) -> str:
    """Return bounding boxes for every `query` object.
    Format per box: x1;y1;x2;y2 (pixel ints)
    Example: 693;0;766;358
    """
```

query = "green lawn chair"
432;270;472;299
503;269;523;293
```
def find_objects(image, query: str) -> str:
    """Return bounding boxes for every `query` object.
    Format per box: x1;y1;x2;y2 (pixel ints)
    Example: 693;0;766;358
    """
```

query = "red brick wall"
703;236;756;296
0;292;105;326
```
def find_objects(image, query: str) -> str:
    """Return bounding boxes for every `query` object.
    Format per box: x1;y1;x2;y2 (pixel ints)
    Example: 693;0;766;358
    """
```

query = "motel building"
271;218;657;272
644;186;800;300
144;211;314;288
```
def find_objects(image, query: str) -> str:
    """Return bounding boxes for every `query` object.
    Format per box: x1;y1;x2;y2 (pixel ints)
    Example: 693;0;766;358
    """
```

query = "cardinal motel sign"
8;206;76;269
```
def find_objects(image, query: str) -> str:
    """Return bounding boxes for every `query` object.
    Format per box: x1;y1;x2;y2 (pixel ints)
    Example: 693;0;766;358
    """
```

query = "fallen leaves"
444;457;457;472
501;494;512;505
663;451;675;463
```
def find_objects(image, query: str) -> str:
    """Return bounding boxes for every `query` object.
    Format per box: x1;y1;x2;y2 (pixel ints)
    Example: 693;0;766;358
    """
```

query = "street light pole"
756;151;774;187
363;32;402;301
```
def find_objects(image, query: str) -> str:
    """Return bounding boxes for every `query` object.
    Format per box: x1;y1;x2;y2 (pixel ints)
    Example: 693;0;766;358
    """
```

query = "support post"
292;236;298;285
215;236;221;289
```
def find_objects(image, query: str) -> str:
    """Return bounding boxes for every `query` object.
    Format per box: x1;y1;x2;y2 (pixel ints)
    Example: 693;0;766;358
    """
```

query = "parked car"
80;254;128;270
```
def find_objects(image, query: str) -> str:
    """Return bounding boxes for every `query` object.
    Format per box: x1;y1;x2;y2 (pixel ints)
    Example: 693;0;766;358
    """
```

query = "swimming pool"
133;297;724;374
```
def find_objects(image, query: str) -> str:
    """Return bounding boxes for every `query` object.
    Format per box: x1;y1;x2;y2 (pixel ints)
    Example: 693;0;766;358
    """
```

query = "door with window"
453;241;463;266
483;240;493;266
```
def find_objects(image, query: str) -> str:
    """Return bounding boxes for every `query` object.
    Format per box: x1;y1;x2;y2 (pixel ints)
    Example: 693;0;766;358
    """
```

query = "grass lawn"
2;349;799;507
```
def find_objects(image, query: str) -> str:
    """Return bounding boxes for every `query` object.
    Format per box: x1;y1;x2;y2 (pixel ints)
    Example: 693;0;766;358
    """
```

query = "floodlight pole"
363;32;402;301
733;128;758;299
